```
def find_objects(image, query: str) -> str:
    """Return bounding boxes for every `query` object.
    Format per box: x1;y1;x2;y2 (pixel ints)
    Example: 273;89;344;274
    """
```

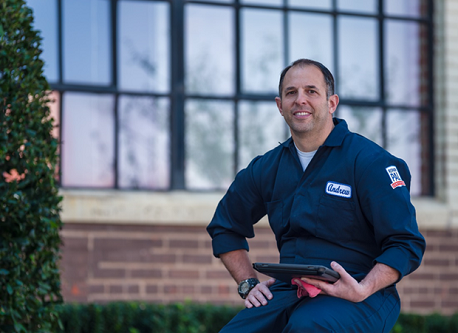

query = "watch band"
238;278;260;299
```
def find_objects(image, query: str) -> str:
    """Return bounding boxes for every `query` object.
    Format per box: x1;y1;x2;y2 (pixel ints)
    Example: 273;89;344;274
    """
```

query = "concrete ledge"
60;190;453;229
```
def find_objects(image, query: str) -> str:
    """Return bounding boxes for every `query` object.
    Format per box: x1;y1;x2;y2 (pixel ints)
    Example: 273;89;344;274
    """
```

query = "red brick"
423;258;450;266
128;285;139;294
182;254;212;264
201;286;213;294
89;285;104;293
206;270;232;279
168;270;199;279
169;239;199;249
439;273;458;281
150;254;176;263
131;269;162;278
92;268;126;279
164;285;179;294
407;273;435;280
93;238;162;263
109;285;123;294
410;300;436;308
438;244;458;252
146;285;158;294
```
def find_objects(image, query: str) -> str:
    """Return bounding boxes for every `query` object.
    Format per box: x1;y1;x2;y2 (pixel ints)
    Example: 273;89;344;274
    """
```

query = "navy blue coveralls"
207;118;426;332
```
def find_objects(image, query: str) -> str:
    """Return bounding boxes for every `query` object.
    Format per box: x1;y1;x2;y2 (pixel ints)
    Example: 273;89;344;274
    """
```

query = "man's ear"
328;94;339;115
275;97;283;116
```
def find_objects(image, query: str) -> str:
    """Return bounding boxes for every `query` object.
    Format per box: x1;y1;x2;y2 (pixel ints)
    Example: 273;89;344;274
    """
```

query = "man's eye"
308;90;316;94
286;91;295;95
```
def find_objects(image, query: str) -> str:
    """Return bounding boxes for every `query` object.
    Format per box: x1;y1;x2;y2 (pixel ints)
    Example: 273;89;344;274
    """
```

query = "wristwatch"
238;278;260;299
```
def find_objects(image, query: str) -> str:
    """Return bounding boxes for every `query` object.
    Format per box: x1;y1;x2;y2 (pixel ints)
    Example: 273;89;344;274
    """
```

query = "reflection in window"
185;100;234;190
288;13;333;72
186;4;234;95
118;96;170;189
26;0;58;82
241;9;283;94
288;0;332;10
238;101;288;170
61;93;115;187
384;0;425;18
338;16;379;100
337;0;377;13
118;1;169;93
386;110;424;196
385;20;423;107
337;106;383;146
63;0;111;85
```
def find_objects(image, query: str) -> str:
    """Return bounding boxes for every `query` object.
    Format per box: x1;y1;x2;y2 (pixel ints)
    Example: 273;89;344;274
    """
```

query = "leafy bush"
0;0;63;332
57;302;242;333
56;302;458;333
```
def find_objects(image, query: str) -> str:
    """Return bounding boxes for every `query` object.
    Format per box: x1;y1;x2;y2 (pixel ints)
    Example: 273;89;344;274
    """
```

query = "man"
207;59;425;332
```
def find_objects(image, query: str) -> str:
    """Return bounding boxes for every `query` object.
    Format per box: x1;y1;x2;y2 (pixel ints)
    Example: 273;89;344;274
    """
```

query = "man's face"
275;65;338;140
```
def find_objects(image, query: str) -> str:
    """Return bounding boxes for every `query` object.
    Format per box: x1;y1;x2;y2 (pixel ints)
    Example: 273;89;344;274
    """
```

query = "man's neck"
292;121;335;152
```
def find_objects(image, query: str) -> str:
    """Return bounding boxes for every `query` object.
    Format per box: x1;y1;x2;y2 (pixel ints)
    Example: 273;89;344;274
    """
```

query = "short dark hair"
278;59;335;99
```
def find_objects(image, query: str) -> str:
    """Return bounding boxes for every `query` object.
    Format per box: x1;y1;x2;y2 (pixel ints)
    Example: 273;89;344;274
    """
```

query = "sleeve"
206;157;267;258
356;153;426;281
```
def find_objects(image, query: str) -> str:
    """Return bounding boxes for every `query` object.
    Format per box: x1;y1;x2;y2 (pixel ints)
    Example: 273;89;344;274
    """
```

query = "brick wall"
60;223;458;315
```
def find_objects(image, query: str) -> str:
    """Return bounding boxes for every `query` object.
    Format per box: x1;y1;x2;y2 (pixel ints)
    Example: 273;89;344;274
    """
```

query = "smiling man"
207;59;425;332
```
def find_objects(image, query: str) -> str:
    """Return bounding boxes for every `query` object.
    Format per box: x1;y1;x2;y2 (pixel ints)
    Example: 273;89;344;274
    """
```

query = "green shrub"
0;0;63;332
54;302;458;333
57;302;242;333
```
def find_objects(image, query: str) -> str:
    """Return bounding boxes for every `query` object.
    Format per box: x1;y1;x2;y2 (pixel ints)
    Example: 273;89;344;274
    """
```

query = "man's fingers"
244;281;274;307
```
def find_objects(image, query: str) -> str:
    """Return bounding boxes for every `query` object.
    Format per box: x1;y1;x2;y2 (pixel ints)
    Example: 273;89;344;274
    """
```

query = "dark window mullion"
112;0;119;189
170;0;186;189
378;0;387;148
234;0;241;175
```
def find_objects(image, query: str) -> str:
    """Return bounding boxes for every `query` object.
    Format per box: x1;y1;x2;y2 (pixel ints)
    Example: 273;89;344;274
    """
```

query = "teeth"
295;112;309;116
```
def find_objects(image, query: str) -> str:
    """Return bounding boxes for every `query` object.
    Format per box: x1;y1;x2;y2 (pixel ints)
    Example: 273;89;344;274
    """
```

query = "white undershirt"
295;144;317;172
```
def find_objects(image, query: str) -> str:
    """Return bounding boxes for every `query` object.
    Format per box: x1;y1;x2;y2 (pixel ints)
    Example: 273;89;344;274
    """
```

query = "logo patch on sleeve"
325;181;352;198
386;166;406;189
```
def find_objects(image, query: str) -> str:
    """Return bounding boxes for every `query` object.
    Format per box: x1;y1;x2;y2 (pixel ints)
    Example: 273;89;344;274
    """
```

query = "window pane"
384;0;427;18
240;0;282;6
337;106;383;146
63;0;111;85
385;21;427;107
118;96;170;189
288;0;332;10
288;13;333;73
238;101;288;170
118;1;169;93
186;5;234;95
386;110;427;196
242;9;283;94
61;93;115;187
26;0;59;82
185;100;234;190
338;17;379;100
337;0;377;13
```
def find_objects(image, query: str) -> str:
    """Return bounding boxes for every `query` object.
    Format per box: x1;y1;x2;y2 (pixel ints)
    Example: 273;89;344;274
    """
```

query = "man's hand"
301;261;400;303
244;278;276;308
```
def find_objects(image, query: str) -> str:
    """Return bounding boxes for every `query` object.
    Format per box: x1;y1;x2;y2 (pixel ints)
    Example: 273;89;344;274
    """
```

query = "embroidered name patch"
386;166;406;189
325;181;352;198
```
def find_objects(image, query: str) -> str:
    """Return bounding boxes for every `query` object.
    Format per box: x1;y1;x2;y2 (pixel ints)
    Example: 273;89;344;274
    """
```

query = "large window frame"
38;0;434;195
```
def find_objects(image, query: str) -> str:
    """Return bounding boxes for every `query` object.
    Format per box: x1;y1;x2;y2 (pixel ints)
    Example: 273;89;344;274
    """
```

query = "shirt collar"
281;117;349;149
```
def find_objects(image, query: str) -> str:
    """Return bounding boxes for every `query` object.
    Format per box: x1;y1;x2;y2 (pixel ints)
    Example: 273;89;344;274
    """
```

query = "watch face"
240;281;250;293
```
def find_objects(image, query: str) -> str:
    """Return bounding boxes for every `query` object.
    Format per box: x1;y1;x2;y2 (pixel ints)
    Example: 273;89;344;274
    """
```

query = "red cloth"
291;279;321;298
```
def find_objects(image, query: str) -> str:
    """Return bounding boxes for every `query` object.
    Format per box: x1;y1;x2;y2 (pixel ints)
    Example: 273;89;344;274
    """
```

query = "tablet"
253;262;340;284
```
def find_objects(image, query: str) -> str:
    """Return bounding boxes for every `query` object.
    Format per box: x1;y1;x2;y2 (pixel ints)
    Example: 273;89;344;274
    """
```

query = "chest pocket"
317;195;356;243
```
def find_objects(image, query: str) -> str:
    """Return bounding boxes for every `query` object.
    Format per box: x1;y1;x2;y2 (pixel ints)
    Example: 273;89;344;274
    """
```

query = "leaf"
0;268;9;275
7;284;13;295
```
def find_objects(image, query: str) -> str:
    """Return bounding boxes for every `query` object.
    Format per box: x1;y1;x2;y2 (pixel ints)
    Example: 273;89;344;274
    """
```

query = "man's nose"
295;91;308;105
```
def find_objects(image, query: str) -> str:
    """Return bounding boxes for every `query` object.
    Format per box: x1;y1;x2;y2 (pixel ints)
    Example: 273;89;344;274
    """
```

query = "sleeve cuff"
212;232;249;258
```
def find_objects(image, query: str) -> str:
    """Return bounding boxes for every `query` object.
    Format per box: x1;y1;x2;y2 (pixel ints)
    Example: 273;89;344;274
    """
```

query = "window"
26;0;434;195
